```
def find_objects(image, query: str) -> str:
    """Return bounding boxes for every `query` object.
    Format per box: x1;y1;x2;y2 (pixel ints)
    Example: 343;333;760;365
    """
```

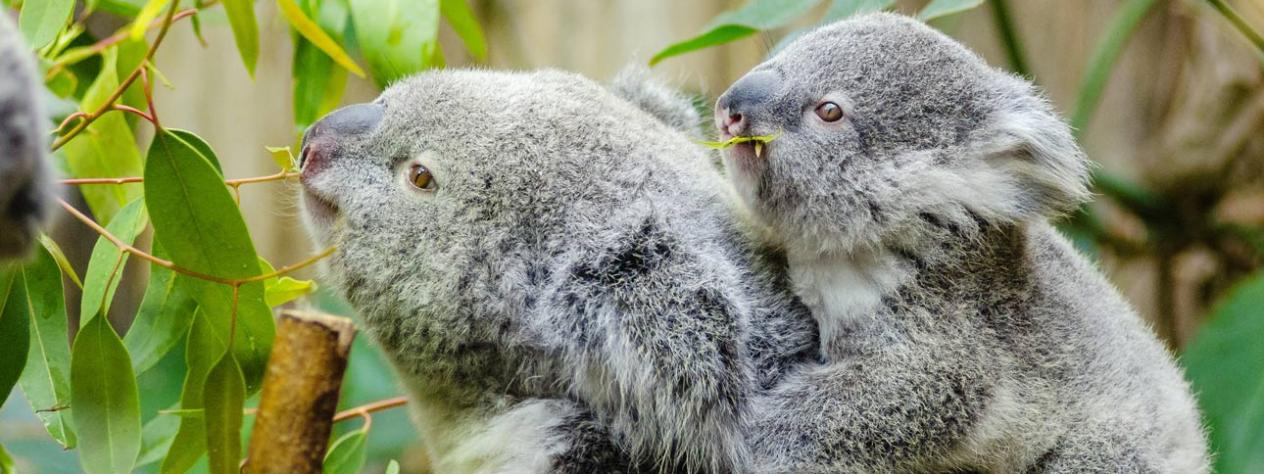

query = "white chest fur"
788;249;908;353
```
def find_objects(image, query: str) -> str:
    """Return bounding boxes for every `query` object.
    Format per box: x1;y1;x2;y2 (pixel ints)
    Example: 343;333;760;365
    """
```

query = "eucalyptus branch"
332;396;408;423
56;198;335;287
1206;0;1264;60
50;0;182;151
60;171;300;187
987;0;1030;77
44;8;201;79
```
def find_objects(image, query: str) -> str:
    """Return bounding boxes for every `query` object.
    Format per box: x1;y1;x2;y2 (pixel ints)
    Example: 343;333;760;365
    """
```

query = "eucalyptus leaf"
39;235;83;290
0;269;30;411
293;0;351;130
323;429;368;474
124;241;198;374
440;0;487;60
80;198;148;326
18;0;74;50
71;314;141;474
136;413;180;468
143;130;274;391
15;246;77;448
277;0;366;77
203;354;245;474
62;49;145;226
917;0;985;21
1183;272;1264;473
650;0;821;65
160;310;223;474
222;0;260;76
349;0;441;87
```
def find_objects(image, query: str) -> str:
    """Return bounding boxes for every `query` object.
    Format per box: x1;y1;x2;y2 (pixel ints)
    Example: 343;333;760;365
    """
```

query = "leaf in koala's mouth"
697;133;780;158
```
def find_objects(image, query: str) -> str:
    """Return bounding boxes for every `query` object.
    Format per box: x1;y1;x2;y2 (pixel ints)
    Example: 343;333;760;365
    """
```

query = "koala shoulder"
608;66;703;136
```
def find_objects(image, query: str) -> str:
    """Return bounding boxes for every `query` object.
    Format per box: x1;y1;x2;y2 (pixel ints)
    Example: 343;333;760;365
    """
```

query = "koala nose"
716;70;779;136
300;103;384;175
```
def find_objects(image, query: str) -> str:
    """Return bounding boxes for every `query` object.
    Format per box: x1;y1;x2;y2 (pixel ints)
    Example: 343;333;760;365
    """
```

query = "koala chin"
0;14;55;260
298;69;818;473
716;13;1209;473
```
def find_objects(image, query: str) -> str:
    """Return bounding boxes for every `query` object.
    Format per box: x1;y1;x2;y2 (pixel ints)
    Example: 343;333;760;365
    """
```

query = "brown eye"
815;102;844;122
408;163;436;190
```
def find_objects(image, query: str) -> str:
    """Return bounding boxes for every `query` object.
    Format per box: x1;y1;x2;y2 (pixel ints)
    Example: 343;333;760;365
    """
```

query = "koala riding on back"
716;13;1209;473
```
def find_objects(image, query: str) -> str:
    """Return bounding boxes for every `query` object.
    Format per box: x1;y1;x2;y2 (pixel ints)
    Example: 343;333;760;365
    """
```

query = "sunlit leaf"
143;130;274;391
650;0;821;65
71;314;141;474
129;0;171;40
277;0;366;77
266;146;296;172
349;0;441;87
385;459;400;474
222;0;261;76
823;0;894;22
440;0;487;60
265;276;316;307
62;49;145;226
0;269;30;410
124;241;198;374
80;198;148;326
917;0;984;21
15;246;77;448
18;0;74;49
1184;272;1264;473
0;443;13;473
323;429;368;474
203;353;245;474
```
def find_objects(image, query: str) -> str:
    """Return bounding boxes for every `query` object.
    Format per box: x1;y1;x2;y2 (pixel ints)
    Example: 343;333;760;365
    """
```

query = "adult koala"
716;13;1209;473
0;14;55;259
298;69;816;472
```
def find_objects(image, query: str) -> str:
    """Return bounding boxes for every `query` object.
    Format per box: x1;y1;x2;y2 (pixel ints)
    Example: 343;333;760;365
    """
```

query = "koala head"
0;16;54;259
715;13;1089;257
298;69;726;397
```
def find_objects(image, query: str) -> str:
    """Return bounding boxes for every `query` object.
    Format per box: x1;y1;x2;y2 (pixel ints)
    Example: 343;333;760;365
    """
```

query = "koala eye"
407;163;437;191
815;102;844;122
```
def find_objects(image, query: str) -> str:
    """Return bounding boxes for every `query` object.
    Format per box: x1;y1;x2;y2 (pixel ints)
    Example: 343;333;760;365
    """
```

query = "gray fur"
718;13;1210;472
0;14;54;259
299;69;816;472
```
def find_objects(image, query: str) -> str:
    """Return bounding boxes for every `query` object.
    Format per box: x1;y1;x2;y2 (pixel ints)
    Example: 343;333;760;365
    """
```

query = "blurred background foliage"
0;0;1261;473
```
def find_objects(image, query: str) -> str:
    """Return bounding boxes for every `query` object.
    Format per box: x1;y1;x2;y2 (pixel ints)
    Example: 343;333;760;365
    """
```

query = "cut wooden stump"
244;310;356;473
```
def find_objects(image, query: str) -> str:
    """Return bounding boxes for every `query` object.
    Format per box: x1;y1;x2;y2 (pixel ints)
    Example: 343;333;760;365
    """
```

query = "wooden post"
244;310;356;474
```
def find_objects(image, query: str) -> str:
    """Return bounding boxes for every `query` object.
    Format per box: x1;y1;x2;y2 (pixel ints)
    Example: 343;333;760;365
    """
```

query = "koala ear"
976;88;1092;221
608;66;703;136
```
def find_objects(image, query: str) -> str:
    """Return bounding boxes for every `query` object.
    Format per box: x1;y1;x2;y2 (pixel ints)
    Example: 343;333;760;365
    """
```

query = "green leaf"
124;242;198;374
136;413;180;468
264;276;316;307
823;0;895;22
277;0;366;77
222;0;261;76
80;198;148;326
266;146;297;172
440;0;486;60
650;0;821;65
160;310;222;474
322;429;368;474
129;0;171;40
917;0;985;21
62;48;145;226
143;130;274;391
292;0;352;131
1183;272;1264;474
15;246;77;448
1069;0;1160;134
168;128;224;173
385;459;400;474
18;0;74;49
39;235;83;290
0;443;13;474
71;314;141;474
203;354;245;474
349;0;442;87
0;269;30;411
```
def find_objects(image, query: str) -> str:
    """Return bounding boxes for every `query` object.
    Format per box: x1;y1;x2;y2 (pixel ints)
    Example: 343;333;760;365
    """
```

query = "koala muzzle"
716;70;779;137
300;102;384;178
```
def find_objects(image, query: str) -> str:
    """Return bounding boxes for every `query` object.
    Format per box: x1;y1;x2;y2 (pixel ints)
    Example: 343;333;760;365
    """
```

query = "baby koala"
716;13;1209;472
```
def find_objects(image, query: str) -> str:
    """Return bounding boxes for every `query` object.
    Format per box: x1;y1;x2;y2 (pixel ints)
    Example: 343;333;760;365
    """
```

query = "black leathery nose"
300;102;385;167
